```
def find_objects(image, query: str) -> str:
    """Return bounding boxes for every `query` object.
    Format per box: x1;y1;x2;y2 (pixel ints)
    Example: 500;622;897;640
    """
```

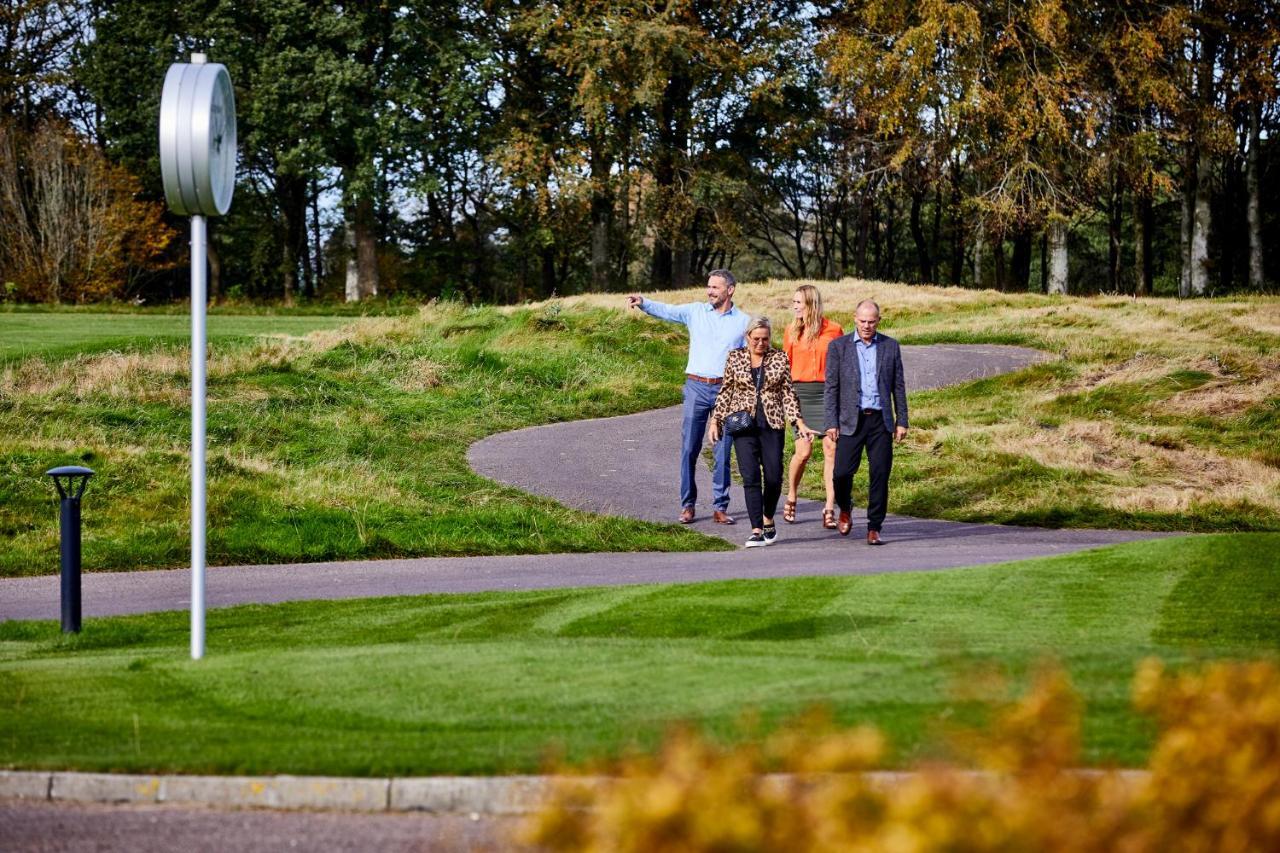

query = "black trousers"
733;425;785;530
833;411;893;532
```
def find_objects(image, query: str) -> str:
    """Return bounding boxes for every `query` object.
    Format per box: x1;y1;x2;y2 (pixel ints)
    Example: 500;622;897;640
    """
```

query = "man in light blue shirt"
627;270;751;524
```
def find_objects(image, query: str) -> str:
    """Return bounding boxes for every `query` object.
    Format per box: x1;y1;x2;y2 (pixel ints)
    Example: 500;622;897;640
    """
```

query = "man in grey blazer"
823;300;908;545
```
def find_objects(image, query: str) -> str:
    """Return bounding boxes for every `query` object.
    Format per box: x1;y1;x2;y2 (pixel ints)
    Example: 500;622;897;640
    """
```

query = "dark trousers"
833;411;893;532
733;426;785;530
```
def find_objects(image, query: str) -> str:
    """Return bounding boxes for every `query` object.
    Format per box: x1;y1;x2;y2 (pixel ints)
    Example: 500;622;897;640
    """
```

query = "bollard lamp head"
46;465;94;500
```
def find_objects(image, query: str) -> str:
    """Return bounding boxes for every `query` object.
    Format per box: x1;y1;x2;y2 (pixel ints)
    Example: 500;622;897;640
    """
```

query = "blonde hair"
745;315;772;338
790;285;825;343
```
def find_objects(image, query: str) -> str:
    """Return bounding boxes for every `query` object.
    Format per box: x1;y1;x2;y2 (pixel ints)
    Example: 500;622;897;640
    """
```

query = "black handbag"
724;410;753;436
723;357;766;437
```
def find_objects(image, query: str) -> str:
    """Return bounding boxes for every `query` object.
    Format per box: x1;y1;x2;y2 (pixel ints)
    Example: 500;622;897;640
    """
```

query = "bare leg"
822;434;838;512
786;435;813;503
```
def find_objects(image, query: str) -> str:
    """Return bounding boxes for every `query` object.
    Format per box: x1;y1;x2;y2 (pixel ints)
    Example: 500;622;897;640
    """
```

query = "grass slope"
0;304;727;577
2;534;1277;775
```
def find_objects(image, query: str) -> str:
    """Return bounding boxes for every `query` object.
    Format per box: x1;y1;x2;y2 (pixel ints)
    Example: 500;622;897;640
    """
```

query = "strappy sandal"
822;509;839;530
782;499;797;524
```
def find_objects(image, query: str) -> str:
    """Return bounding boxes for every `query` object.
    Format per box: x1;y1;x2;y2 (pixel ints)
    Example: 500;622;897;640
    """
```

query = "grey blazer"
823;332;908;435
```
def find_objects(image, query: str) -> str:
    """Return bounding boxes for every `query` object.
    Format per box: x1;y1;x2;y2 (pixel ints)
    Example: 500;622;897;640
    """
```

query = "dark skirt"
793;381;826;433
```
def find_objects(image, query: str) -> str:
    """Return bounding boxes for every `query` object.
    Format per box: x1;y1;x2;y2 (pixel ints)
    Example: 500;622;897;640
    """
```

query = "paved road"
0;344;1166;623
470;344;1056;537
0;799;521;852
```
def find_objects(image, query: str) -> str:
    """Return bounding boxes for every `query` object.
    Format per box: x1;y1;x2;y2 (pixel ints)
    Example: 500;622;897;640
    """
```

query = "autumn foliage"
526;660;1280;852
0;119;175;303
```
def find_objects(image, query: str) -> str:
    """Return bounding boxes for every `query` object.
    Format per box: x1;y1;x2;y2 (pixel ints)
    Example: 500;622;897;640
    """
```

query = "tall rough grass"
569;281;1280;528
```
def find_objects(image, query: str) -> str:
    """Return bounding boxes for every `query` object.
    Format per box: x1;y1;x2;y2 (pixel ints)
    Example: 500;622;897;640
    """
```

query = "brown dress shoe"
679;507;695;524
837;511;852;535
713;510;736;525
867;530;883;546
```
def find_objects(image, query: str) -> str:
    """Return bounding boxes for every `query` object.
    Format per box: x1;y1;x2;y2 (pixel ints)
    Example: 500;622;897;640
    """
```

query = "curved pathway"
0;346;1164;622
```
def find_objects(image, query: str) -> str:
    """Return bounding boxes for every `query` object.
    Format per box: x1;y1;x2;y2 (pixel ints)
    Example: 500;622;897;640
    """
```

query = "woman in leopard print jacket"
710;316;817;547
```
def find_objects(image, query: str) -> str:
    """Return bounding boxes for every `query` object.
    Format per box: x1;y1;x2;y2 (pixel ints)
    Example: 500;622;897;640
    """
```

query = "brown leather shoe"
867;530;883;546
679;507;695;524
713;510;735;525
837;511;852;536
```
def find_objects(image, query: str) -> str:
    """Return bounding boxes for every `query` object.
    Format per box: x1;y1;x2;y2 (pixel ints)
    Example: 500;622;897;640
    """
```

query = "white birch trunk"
1047;218;1069;295
344;220;359;303
1191;150;1212;296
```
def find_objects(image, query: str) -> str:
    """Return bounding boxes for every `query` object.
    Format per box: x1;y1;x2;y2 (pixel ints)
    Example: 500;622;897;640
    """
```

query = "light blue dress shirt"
855;335;881;410
640;300;751;378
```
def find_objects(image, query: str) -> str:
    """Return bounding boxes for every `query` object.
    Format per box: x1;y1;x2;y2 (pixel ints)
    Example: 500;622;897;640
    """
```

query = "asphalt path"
0;344;1164;623
0;799;520;852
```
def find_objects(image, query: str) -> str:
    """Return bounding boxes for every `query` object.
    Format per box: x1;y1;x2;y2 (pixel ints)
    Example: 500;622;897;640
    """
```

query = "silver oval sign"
159;58;236;216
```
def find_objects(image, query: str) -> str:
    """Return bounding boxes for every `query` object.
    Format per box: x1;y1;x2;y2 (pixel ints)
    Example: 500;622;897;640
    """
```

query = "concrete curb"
0;769;1151;813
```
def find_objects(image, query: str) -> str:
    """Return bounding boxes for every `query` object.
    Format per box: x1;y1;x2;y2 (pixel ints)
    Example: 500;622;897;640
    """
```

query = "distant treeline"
1;0;1277;304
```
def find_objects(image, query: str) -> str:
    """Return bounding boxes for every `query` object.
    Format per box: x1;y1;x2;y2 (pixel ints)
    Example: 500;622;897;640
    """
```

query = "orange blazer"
783;318;844;383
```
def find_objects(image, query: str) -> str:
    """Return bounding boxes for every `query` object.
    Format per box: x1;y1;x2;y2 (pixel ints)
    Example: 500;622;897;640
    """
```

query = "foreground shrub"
525;660;1280;852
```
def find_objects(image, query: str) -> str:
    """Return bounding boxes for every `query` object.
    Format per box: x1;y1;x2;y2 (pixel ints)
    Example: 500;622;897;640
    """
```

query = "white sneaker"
744;531;767;548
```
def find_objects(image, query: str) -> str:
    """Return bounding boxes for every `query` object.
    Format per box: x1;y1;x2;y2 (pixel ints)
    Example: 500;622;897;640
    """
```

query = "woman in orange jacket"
781;285;844;528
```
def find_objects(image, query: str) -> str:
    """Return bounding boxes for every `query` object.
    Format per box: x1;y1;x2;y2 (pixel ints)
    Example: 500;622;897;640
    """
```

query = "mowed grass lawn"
0;310;354;364
2;534;1277;775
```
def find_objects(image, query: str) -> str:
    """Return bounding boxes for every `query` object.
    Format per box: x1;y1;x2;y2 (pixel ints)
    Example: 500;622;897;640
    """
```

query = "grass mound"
3;283;1279;577
0;304;727;577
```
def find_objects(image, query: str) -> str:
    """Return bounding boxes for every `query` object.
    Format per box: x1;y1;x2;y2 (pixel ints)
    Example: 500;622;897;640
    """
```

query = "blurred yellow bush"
525;660;1280;852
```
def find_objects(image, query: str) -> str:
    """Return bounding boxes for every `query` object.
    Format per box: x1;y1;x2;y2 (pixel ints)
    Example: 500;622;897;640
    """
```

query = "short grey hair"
708;268;736;288
745;315;772;336
855;299;881;318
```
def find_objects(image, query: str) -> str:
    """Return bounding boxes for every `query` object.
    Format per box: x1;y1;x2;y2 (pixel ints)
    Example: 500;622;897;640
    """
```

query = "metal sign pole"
191;213;207;660
159;50;234;659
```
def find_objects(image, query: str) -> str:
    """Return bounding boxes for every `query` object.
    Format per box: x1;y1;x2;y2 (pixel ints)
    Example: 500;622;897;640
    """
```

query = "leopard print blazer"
711;347;804;432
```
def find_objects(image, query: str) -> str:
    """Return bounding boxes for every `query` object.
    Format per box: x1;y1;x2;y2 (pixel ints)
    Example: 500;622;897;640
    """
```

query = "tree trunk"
1180;153;1194;298
855;191;871;277
993;232;1006;292
310;177;324;293
650;69;691;289
973;218;985;288
1133;179;1153;297
1247;101;1264;290
948;175;962;285
1039;230;1048;294
1108;167;1122;293
909;187;933;283
884;193;897;280
1188;25;1217;297
278;172;308;307
207;232;222;302
589;139;613;292
1191;149;1211;295
280;240;296;306
1011;228;1033;292
1047;218;1069;295
344;219;359;303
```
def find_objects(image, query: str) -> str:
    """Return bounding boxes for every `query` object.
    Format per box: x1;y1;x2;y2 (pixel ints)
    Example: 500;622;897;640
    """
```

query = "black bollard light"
46;466;94;633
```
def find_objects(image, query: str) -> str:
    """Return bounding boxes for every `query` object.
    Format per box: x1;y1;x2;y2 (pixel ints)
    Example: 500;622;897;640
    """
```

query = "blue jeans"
680;378;732;511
